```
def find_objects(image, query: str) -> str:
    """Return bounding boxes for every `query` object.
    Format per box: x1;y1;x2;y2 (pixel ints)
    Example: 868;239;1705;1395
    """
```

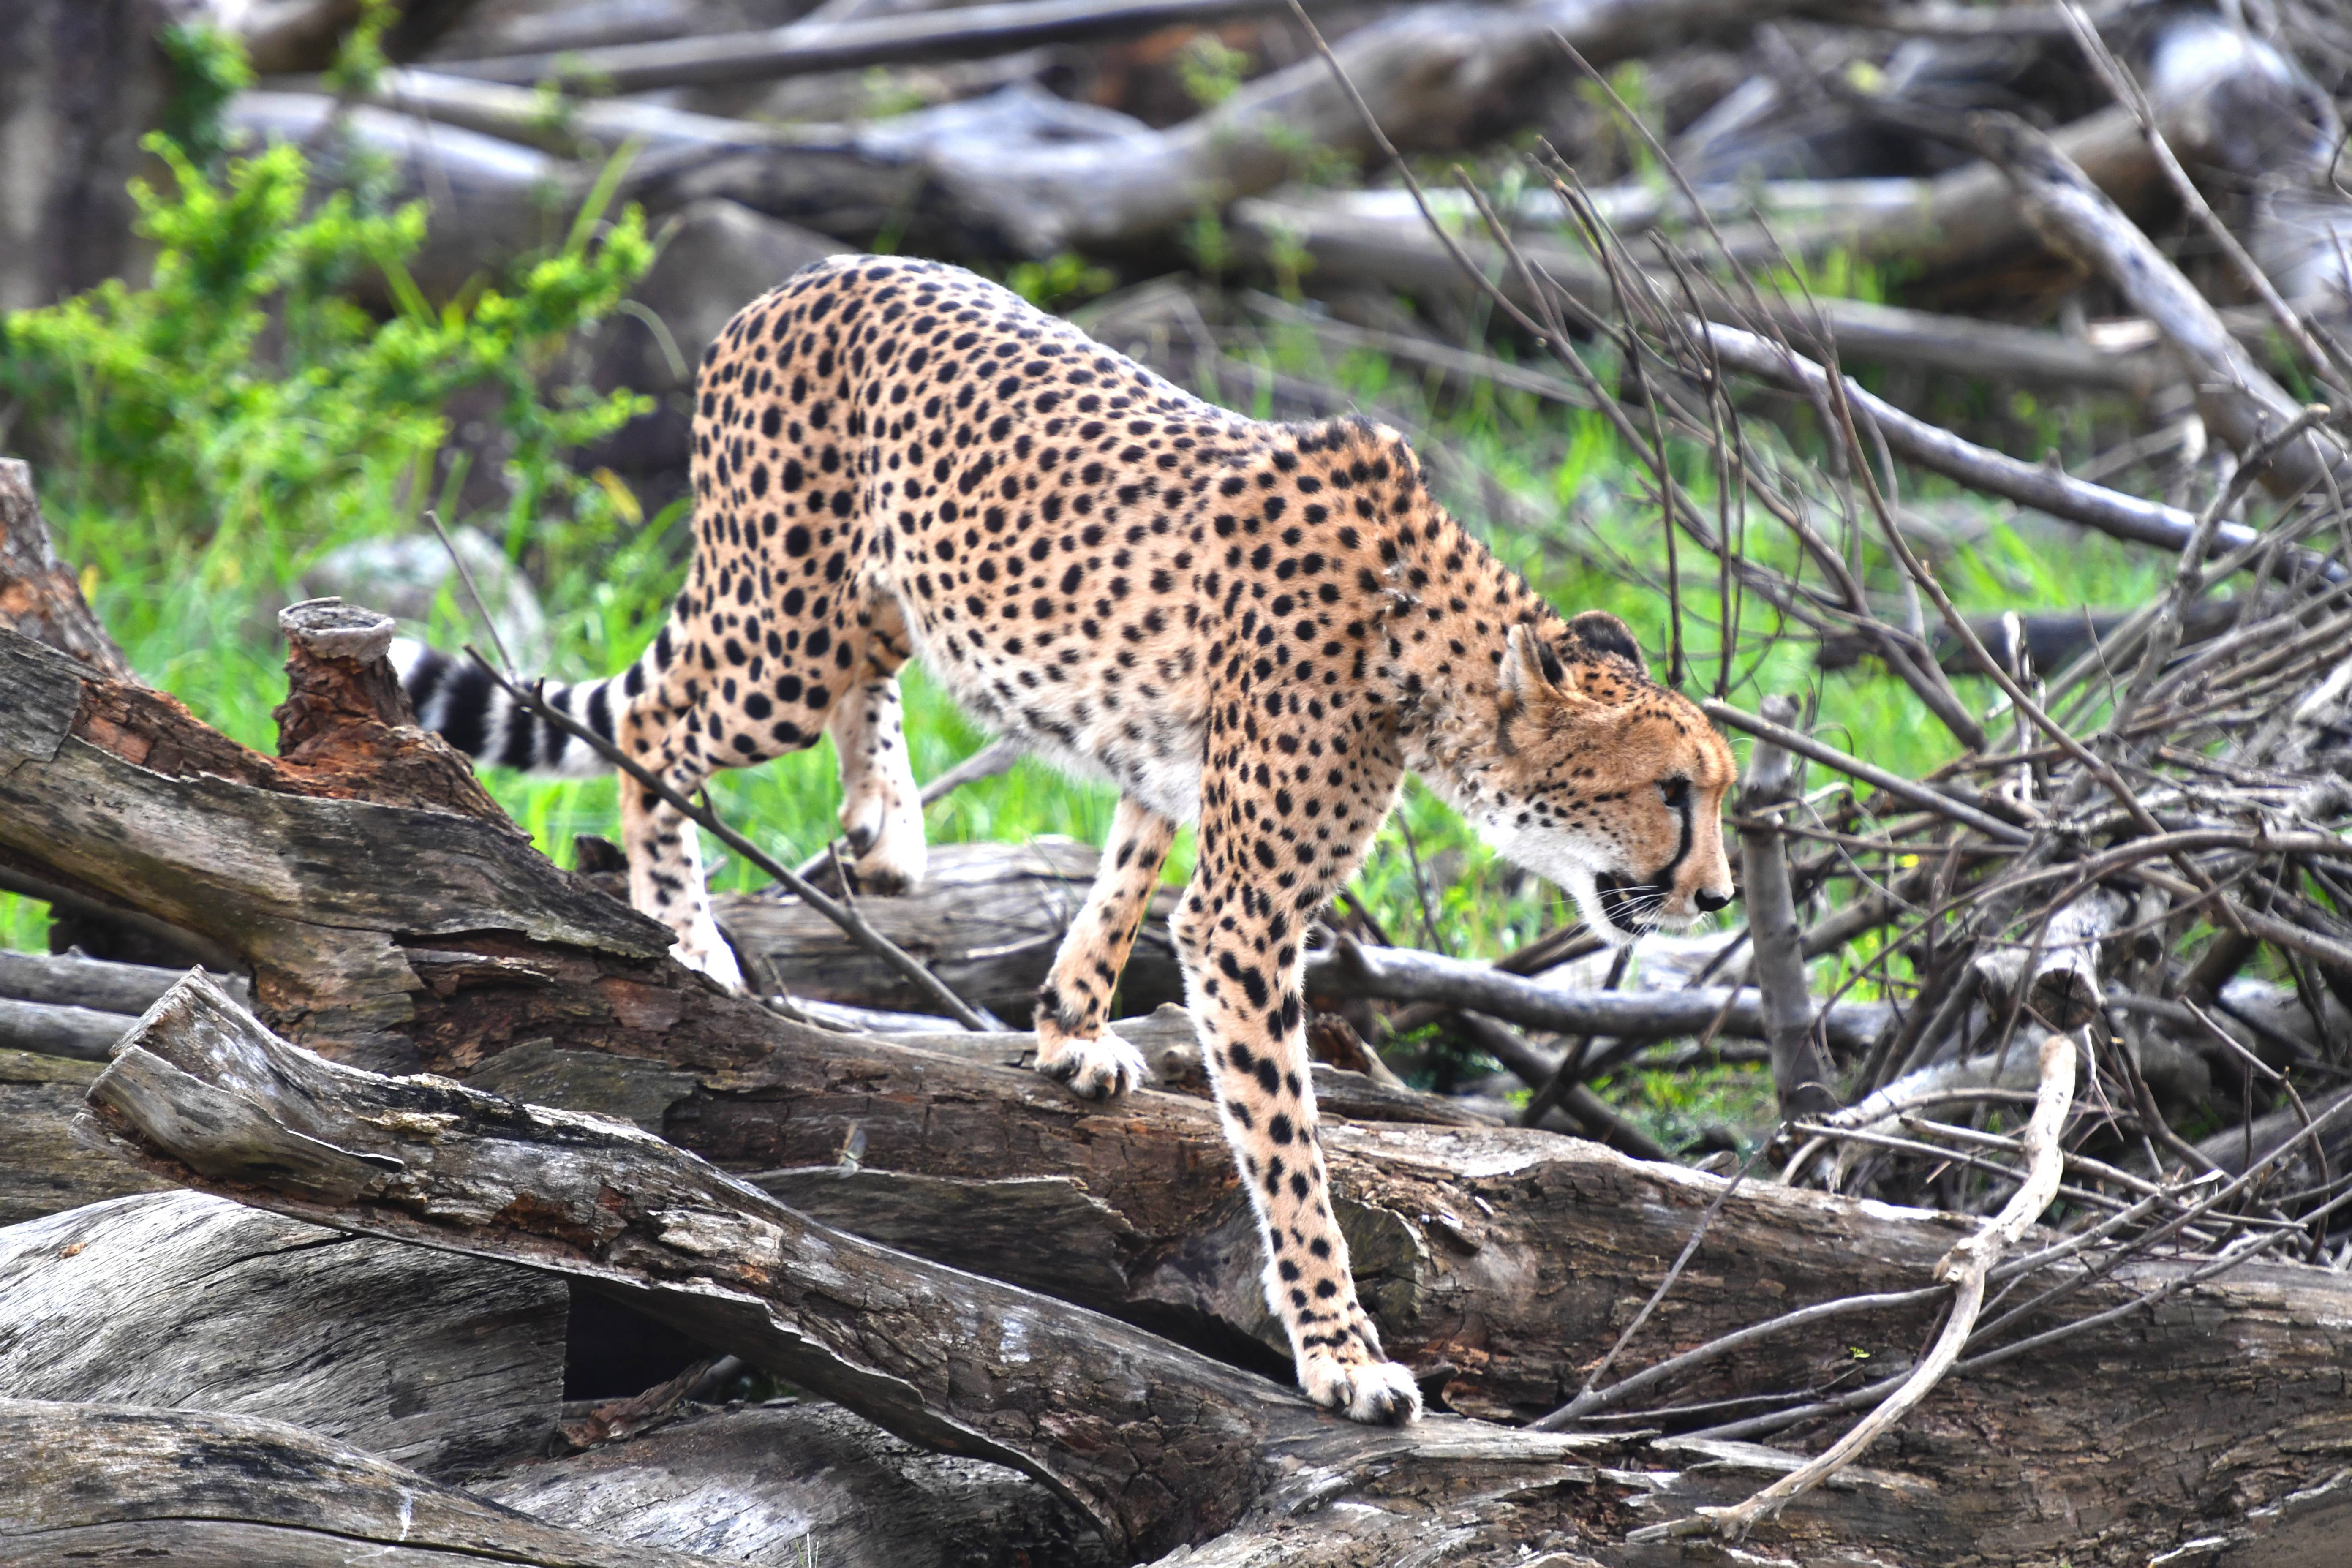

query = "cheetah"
398;254;1740;1426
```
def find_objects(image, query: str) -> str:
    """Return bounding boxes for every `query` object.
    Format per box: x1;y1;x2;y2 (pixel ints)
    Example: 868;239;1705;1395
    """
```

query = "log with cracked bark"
0;1398;729;1568
9;535;2352;1556
80;970;1612;1560
0;1189;567;1480
72;967;2352;1565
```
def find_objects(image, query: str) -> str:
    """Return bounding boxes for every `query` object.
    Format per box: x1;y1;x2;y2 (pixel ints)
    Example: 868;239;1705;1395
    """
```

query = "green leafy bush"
0;133;653;597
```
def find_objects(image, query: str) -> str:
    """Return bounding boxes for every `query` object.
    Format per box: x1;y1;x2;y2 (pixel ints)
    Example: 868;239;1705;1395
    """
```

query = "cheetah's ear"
1567;611;1647;678
1499;623;1563;711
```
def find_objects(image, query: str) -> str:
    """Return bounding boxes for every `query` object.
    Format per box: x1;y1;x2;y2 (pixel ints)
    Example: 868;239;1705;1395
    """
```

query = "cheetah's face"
1475;618;1739;945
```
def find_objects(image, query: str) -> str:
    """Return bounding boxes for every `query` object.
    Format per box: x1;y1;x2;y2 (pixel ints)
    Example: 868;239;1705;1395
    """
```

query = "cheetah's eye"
1657;778;1690;810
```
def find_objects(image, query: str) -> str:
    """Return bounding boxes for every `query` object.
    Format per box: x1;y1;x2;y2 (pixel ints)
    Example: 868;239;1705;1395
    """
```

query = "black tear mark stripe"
1656;794;1694;892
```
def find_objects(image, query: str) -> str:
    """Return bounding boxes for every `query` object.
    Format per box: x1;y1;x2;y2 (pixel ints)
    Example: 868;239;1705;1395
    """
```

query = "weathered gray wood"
722;837;1182;1023
83;972;1533;1559
0;1399;725;1568
1738;695;1840;1121
0;950;251;1016
0;1048;169;1225
480;1400;1113;1568
0;1190;565;1479
435;0;1325;91
0;995;130;1060
1969;109;2351;498
1304;938;1891;1054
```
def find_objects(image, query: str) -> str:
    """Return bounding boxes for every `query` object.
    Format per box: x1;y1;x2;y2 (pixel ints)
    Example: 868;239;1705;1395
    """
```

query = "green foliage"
157;22;254;168
0;135;651;595
322;0;398;96
1004;253;1114;311
1177;35;1250;110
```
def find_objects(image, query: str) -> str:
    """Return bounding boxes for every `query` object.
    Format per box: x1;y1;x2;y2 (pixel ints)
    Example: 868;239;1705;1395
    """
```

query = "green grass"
0;297;2175;970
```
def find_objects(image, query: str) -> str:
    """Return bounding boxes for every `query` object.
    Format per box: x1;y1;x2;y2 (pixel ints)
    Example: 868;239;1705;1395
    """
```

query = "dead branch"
433;0;1329;92
1739;695;1840;1122
1968;109;2352;498
1306;934;1892;1054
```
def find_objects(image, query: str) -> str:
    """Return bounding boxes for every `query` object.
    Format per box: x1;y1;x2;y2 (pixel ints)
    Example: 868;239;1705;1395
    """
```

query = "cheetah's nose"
1694;888;1732;914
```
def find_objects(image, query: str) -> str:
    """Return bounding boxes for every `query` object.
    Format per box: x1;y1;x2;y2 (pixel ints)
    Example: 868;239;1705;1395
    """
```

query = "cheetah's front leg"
1033;796;1176;1099
1174;799;1421;1426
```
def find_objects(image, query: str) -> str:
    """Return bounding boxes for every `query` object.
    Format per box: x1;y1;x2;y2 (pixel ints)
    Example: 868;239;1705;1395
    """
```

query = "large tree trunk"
76;967;2352;1566
0;0;174;315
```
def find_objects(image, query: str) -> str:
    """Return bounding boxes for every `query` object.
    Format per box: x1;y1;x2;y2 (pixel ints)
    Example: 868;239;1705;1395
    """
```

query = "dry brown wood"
70;973;2352;1563
0;1190;566;1480
0;460;131;680
0;1398;726;1568
0;618;674;1071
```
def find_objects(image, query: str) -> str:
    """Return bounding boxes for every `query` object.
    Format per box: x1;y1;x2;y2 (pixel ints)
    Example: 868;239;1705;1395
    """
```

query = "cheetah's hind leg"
828;671;926;895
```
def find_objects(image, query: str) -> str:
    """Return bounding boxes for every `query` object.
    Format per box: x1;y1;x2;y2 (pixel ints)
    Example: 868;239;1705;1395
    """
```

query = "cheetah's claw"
1034;1032;1151;1100
1298;1353;1423;1426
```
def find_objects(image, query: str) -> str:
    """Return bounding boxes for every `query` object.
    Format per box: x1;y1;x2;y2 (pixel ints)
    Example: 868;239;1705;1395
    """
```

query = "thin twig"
1652;1029;2076;1542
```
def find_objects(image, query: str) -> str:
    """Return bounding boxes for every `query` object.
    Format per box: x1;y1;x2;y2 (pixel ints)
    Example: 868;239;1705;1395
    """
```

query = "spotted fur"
403;255;1738;1425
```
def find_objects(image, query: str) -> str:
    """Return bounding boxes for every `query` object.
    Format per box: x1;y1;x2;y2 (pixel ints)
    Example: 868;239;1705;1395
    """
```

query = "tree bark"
74;967;2352;1565
81;971;1598;1560
0;0;174;315
0;1399;726;1568
0;1190;566;1480
478;1401;1115;1568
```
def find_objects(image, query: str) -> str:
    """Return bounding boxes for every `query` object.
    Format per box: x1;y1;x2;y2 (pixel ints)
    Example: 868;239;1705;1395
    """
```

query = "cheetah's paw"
670;921;747;994
1298;1352;1423;1426
1034;1032;1151;1100
840;790;927;896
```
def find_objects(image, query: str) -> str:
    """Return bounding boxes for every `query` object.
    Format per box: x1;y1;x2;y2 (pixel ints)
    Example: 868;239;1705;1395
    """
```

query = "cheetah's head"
1470;613;1738;945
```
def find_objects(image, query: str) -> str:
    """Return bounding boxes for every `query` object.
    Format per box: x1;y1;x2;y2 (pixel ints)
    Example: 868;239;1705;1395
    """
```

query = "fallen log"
0;1399;724;1568
81;972;1603;1559
433;0;1338;92
718;837;1185;1024
0;949;251;1016
478;1400;1113;1568
0;1049;168;1226
74;970;2352;1563
0;1190;566;1480
0;996;130;1061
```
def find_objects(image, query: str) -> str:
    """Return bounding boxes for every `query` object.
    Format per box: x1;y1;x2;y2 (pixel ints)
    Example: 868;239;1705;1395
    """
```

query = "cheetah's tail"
389;639;652;779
